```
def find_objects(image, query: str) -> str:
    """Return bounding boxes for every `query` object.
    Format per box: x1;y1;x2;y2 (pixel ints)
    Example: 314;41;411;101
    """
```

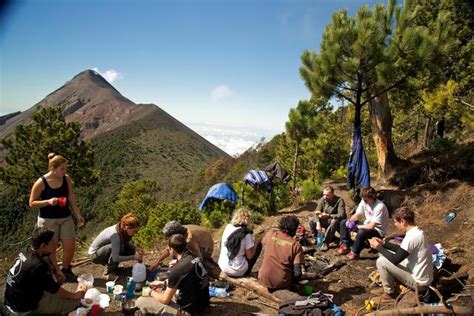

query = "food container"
77;273;94;290
113;285;124;301
122;300;138;315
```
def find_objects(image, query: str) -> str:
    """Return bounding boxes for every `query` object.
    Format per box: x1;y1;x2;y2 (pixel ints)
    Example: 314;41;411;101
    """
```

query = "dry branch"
219;273;281;303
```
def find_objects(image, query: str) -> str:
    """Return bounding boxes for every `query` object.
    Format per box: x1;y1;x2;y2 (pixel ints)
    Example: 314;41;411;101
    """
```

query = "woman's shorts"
37;216;76;243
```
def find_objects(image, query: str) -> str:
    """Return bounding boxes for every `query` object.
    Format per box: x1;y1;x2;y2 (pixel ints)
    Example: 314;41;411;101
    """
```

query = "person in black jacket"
4;227;85;315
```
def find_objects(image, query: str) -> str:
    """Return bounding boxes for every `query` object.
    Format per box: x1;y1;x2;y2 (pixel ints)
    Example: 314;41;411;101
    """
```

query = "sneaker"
336;243;349;255
346;251;359;260
61;267;78;283
320;243;329;252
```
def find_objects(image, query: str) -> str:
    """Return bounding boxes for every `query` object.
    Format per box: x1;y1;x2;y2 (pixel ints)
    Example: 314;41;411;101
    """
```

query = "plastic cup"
303;285;314;296
106;281;115;293
113;285;124;301
58;197;67;207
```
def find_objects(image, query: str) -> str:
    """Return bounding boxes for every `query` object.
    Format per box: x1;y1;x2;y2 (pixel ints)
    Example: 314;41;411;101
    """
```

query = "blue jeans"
339;219;382;254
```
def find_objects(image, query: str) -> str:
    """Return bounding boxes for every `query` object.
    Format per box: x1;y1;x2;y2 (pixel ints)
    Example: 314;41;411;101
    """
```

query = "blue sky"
1;0;382;155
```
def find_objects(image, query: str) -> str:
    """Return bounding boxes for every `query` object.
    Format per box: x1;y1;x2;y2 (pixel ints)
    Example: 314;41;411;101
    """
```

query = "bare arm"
150;248;171;271
56;287;84;301
357;221;378;230
29;179;55;208
66;175;85;225
150;286;176;305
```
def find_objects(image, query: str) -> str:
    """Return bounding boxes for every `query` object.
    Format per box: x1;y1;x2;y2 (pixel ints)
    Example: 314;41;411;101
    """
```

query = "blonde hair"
48;153;67;169
231;208;252;227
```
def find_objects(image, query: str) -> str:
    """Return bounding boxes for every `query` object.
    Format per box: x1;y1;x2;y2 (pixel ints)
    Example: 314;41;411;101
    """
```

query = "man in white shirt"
336;187;389;260
368;207;433;304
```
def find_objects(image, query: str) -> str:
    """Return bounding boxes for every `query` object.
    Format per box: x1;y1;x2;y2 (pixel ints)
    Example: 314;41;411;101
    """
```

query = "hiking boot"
61;267;78;283
346;251;359;260
319;243;329;252
370;287;385;295
336;243;349;255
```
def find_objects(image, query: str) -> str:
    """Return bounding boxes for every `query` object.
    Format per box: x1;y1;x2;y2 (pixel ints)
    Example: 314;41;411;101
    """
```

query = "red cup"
58;197;67;207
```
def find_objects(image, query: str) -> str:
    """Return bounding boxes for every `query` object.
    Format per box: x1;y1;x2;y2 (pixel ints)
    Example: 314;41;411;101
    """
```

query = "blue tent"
198;183;239;211
347;127;370;189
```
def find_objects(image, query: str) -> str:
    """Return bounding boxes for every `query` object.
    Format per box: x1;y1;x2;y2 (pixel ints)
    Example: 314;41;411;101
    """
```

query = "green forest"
0;0;472;265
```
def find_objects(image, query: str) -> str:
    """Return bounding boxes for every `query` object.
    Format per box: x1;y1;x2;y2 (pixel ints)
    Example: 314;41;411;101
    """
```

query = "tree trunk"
368;87;401;179
292;141;299;189
423;117;432;148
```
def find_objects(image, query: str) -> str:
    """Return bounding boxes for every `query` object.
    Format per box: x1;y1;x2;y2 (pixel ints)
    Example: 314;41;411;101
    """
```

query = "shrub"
300;179;321;203
133;201;201;248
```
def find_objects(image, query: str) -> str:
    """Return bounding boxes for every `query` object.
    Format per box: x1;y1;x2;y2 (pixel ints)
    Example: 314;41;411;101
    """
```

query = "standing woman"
29;153;85;283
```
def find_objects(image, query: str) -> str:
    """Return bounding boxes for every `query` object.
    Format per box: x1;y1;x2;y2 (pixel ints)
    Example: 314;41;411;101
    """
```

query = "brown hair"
117;213;140;241
323;186;334;193
360;187;377;200
168;234;187;254
48;153;67;169
393;207;415;225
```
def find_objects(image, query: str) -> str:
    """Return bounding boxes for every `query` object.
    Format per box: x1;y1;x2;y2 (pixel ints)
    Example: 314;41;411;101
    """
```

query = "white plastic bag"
132;262;147;283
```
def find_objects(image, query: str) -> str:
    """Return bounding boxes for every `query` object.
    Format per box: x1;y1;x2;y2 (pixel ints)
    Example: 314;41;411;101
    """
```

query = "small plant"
300;179;321;203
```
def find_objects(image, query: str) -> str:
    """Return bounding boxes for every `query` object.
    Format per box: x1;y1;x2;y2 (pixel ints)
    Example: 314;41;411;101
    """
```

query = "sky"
0;0;382;155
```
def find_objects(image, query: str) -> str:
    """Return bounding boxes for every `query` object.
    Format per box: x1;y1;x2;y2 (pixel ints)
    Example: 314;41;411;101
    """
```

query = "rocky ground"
1;179;473;315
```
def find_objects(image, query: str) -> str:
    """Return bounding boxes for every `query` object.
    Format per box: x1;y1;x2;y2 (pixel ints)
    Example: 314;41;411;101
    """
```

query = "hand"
75;290;86;300
77;284;88;292
134;252;143;261
319;213;330;219
76;214;85;226
368;237;382;249
49;197;58;206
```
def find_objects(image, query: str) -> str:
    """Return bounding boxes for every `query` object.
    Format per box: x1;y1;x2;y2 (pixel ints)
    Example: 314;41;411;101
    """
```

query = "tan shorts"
37;216;76;243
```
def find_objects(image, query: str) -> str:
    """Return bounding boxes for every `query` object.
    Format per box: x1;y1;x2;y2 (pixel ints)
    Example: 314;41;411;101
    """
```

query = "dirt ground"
1;179;473;315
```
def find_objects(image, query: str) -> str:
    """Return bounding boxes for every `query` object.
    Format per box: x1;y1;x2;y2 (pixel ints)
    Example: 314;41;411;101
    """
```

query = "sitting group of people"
4;174;435;314
307;185;433;304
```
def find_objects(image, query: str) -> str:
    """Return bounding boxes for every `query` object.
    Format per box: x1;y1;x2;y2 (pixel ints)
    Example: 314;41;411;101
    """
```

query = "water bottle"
316;232;324;249
126;277;136;300
209;286;229;298
443;212;455;223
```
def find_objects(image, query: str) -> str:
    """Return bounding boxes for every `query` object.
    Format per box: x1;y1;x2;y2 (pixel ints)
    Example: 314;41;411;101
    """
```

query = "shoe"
374;292;398;305
61;267;78;283
336;243;349;255
320;243;329;252
103;265;118;281
370;287;385;295
346;251;359;260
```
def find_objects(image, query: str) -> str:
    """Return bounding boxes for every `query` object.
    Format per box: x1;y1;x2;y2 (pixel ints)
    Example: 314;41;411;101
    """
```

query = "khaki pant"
376;255;428;294
135;297;182;314
37;216;76;243
34;291;79;314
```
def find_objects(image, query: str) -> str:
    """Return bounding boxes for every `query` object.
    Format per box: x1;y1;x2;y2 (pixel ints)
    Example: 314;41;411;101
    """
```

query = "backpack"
278;291;335;316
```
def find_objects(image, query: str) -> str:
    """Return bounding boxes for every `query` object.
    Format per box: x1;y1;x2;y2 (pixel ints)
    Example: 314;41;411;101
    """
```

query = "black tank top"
39;175;71;219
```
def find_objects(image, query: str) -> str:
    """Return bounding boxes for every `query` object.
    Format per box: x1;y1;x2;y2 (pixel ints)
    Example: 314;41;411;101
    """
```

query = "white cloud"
187;122;277;157
210;85;234;102
91;67;122;83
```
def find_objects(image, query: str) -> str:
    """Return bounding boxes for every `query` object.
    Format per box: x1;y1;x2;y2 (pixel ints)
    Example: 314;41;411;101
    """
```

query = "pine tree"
299;0;456;179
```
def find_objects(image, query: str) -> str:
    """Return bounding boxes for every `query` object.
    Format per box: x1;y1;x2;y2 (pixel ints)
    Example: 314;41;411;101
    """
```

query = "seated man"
258;215;304;291
136;234;210;314
368;207;434;304
150;221;221;279
309;185;346;251
4;227;85;315
337;187;389;260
